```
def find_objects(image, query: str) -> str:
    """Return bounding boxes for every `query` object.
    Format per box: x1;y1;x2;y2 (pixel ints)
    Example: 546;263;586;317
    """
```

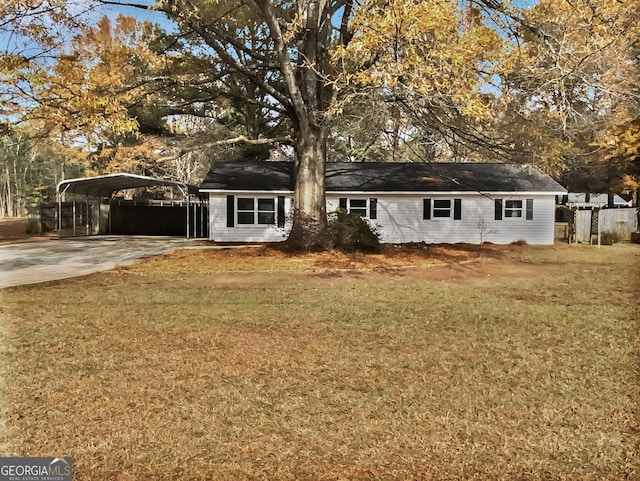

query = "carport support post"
200;198;204;238
193;201;197;238
596;207;601;248
96;197;101;235
86;195;89;236
72;197;76;236
57;183;71;234
177;185;190;239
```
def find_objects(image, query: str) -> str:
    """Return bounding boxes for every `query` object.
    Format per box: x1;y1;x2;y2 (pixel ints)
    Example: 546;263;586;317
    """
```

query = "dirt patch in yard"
114;241;634;312
119;241;567;289
123;242;502;274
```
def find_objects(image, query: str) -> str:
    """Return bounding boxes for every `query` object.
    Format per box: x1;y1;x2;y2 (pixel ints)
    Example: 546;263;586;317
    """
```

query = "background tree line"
1;0;638;245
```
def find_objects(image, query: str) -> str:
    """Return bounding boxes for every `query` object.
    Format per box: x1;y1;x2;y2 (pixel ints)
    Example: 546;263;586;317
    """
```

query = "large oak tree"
124;0;509;248
1;0;520;246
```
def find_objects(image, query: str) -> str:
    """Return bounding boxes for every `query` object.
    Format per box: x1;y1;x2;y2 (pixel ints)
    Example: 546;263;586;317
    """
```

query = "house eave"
325;190;566;196
199;189;294;194
200;189;566;196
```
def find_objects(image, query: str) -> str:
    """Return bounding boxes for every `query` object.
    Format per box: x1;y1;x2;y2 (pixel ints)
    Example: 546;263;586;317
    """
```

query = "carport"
56;173;206;238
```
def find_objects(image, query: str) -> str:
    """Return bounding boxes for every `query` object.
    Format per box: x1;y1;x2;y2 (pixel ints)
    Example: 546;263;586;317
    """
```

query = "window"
339;198;377;219
433;199;452;218
495;198;534;220
257;198;276;224
349;199;367;216
504;199;523;218
229;196;278;226
423;198;462;220
237;198;256;224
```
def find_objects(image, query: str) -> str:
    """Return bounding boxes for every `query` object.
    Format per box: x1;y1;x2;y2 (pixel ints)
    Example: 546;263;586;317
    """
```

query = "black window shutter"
369;198;377;219
226;195;235;227
526;198;534;220
423;199;431;219
339;197;348;210
454;199;462;220
494;199;503;220
277;196;286;228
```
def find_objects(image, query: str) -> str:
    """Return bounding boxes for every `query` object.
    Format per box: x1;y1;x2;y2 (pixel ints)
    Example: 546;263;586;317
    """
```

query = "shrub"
511;239;528;246
327;209;381;252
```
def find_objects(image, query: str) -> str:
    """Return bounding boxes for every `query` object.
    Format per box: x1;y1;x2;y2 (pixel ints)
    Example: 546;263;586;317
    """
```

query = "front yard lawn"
1;243;638;480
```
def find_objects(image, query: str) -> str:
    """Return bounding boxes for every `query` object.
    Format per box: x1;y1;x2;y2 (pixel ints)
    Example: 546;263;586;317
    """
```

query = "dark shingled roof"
200;161;294;191
199;161;566;193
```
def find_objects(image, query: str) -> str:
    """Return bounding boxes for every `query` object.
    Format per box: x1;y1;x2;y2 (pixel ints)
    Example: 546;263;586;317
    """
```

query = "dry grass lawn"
0;240;638;480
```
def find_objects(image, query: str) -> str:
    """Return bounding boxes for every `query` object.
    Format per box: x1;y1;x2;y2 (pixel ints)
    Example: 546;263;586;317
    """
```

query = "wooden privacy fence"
571;207;638;243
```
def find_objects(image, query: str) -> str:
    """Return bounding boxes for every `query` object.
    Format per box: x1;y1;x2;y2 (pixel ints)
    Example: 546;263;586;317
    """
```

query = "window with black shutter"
495;199;531;220
339;198;376;218
423;198;461;219
229;196;278;226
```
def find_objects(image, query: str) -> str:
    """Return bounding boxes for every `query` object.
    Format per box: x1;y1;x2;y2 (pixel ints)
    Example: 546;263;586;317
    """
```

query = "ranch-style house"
199;161;566;245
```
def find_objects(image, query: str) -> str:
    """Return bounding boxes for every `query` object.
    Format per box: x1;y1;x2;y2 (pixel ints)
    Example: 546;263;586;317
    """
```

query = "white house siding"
327;194;557;245
208;192;293;242
209;192;557;245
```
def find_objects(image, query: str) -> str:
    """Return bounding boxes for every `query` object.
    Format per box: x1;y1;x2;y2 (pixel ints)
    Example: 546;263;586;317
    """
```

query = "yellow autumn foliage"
28;14;162;145
507;0;639;187
333;0;507;120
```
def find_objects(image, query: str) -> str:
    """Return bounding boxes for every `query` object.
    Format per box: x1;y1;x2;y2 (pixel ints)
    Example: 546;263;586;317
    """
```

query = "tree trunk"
286;122;331;251
278;0;333;251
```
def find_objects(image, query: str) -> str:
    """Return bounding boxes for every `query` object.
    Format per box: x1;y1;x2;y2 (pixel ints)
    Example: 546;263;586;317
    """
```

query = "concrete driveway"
0;236;200;289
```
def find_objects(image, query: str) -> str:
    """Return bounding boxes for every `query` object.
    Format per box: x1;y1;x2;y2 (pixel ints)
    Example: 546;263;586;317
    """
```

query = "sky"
2;0;540;56
97;0;176;29
0;0;175;56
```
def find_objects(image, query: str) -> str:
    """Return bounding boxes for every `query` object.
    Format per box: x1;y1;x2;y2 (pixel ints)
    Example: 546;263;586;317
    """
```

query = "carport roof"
57;173;200;198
